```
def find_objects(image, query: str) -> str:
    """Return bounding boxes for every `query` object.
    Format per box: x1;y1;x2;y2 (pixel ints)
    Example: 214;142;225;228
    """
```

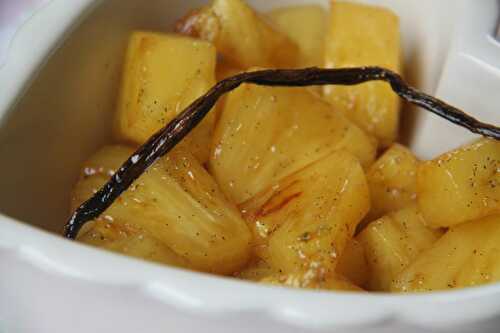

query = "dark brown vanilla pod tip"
64;67;500;239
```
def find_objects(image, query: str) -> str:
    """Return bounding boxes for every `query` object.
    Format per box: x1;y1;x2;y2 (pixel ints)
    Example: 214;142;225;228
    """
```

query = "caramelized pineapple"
323;1;402;146
216;61;242;82
235;258;276;281
72;145;251;274
392;215;500;292
336;239;369;288
210;84;376;204
366;144;418;221
418;139;500;228
115;32;216;162
269;5;327;67
78;220;189;268
176;0;299;68
261;272;363;291
241;151;370;278
358;205;443;291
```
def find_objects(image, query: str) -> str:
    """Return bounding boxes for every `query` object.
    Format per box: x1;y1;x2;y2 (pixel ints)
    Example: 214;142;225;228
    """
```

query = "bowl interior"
0;0;457;233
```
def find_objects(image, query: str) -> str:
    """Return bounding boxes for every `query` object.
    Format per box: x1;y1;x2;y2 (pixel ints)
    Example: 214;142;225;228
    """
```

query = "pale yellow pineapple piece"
115;31;216;162
392;215;500;292
211;84;376;204
214;61;242;125
241;151;370;278
323;1;402;146
366;144;418;221
269;5;327;67
72;145;251;275
261;272;363;291
336;239;369;288
78;220;189;268
235;258;276;281
358;205;443;291
176;0;299;68
418;138;500;228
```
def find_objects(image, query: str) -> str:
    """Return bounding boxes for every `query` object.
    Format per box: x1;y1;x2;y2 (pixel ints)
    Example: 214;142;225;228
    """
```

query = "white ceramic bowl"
1;1;500;332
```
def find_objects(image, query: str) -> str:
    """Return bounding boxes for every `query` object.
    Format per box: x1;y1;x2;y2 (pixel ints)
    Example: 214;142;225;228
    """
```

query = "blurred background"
0;0;48;64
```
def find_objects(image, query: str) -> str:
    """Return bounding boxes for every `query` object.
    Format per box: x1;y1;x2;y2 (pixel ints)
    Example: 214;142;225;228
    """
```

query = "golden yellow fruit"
358;205;443;291
392;214;500;292
336;239;369;288
261;272;363;291
176;0;300;68
215;61;242;82
323;1;402;146
72;145;251;275
235;259;276;281
366;144;418;221
210;84;376;204
115;31;216;162
269;5;327;67
78;220;189;268
417;138;500;228
241;151;370;277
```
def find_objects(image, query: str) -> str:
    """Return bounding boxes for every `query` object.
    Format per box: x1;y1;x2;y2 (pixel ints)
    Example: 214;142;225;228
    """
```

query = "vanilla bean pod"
64;67;500;239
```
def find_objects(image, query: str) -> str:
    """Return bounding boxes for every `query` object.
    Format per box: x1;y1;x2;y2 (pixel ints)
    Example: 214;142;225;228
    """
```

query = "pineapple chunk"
418;138;500;228
323;1;402;146
115;31;216;162
261;272;363;291
72;145;251;274
366;144;418;221
214;61;242;125
392;215;500;292
336;239;369;288
78;220;189;268
269;5;327;67
241;151;370;277
235;259;275;281
210;84;376;204
176;0;299;68
216;61;242;82
358;205;443;291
